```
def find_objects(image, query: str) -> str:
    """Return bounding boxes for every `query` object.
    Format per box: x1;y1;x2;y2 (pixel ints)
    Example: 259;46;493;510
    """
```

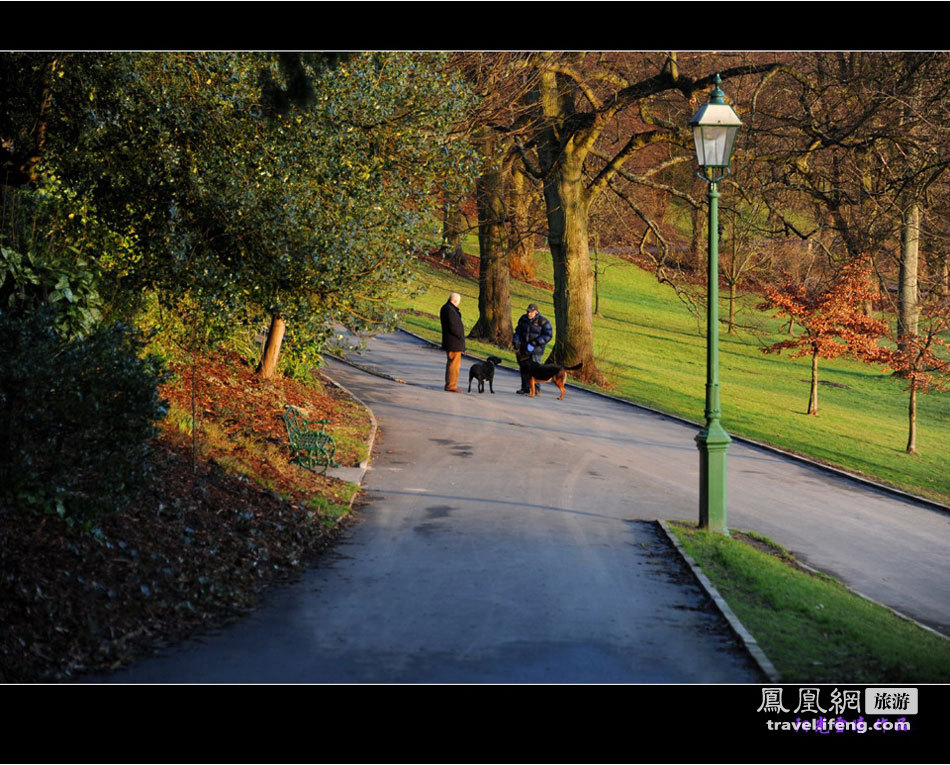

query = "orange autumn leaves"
759;255;949;453
760;255;890;415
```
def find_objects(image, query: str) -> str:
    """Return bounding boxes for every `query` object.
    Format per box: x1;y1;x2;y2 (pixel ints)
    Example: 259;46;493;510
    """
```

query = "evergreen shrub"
0;307;168;527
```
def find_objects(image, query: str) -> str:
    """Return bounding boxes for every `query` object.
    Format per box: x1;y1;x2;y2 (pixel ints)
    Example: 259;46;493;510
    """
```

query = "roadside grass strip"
666;521;950;683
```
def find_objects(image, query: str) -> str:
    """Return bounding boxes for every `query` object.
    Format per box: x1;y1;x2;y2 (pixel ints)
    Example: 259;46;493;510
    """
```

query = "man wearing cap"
513;303;553;394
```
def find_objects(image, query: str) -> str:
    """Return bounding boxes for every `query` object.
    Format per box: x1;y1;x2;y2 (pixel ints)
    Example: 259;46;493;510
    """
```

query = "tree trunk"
441;195;466;270
906;382;918;454
592;231;601;317
727;281;737;334
862;269;877;316
691;205;704;273
468;168;513;346
507;160;535;281
807;346;819;415
543;154;595;368
258;312;286;379
19;55;57;186
898;201;920;354
725;219;741;334
537;69;597;374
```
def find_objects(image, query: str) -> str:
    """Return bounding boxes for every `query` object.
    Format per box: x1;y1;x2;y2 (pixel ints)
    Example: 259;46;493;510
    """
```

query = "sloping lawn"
668;521;950;682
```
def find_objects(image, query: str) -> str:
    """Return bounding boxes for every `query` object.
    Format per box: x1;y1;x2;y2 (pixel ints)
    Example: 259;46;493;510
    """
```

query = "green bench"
281;405;339;475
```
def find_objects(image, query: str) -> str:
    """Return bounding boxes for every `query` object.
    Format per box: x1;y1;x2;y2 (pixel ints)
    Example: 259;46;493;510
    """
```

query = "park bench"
281;404;339;475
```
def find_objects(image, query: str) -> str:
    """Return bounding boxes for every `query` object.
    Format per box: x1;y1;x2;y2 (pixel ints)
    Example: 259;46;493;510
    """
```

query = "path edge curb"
657;519;782;683
319;359;379;499
793;559;950;641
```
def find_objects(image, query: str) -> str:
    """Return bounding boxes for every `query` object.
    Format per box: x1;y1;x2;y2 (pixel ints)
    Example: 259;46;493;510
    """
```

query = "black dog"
468;355;503;393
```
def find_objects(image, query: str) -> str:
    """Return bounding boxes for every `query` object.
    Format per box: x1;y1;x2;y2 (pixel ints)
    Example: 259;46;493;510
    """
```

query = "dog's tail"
564;362;583;371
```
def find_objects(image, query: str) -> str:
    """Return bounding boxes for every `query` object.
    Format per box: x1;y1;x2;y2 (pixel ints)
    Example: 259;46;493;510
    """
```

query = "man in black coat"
439;292;465;392
513;303;553;394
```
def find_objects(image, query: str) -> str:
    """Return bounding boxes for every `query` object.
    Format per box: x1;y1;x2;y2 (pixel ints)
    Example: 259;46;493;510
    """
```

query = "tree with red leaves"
880;305;950;454
760;255;889;415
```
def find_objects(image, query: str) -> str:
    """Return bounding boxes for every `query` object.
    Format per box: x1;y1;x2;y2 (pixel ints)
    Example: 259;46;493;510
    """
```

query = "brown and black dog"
521;359;583;400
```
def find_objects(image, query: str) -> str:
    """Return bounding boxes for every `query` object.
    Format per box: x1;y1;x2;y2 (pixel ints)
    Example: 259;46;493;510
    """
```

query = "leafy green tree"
241;52;477;375
0;306;167;526
2;53;259;332
2;52;476;377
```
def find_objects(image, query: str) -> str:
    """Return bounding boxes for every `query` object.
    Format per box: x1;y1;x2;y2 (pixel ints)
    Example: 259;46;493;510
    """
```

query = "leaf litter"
0;348;371;682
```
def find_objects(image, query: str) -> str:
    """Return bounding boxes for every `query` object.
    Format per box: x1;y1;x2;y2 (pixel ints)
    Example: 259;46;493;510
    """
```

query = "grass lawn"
667;521;950;682
393;249;950;504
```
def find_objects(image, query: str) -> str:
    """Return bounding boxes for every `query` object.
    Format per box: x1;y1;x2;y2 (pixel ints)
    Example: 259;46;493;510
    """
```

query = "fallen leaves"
0;349;370;682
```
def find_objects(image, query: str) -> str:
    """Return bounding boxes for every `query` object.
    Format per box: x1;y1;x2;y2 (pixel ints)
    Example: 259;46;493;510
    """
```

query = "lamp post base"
696;420;732;534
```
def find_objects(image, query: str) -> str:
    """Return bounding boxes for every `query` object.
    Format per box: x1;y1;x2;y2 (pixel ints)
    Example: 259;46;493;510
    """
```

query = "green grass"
307;493;357;529
667;521;950;682
393;249;950;503
322;400;372;465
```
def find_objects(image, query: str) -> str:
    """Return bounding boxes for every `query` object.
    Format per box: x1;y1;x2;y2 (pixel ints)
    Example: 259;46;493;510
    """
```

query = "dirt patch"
731;530;814;575
417;251;554;292
417;250;480;281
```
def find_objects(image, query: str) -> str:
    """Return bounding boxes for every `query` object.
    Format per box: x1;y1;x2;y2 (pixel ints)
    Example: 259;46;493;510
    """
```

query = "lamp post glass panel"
689;75;741;533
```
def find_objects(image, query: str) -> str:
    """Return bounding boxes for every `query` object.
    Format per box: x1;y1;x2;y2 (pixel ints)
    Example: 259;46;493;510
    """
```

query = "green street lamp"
689;74;742;534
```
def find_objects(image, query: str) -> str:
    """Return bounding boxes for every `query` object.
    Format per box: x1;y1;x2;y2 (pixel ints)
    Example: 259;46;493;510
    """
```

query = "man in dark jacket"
513;303;553;394
439;292;465;392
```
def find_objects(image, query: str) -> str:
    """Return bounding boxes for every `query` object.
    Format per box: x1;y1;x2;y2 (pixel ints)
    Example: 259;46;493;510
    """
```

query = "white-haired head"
449;292;461;306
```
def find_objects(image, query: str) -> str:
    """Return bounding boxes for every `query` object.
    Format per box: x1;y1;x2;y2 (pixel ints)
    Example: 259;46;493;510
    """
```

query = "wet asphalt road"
92;330;949;682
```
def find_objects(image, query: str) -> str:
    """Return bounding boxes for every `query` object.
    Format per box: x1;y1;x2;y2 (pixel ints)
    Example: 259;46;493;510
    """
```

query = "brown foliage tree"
880;304;950;454
747;53;950;345
506;160;540;282
513;53;778;381
468;142;514;346
452;53;541;347
440;191;469;271
759;255;889;415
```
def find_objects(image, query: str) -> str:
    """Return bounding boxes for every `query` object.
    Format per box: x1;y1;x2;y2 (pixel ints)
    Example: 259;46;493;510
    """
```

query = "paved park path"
96;330;950;682
331;331;950;631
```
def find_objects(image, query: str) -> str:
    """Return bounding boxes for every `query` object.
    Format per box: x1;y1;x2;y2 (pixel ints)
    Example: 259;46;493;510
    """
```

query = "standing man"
440;292;465;393
513;303;553;394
